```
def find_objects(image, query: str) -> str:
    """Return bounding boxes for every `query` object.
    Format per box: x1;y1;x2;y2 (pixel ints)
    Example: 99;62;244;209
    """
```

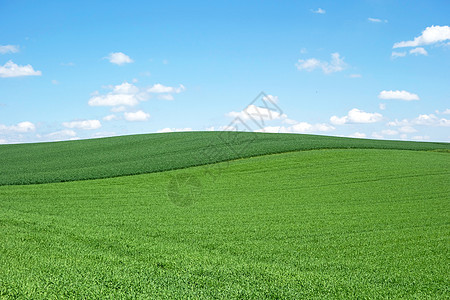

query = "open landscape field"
0;132;449;298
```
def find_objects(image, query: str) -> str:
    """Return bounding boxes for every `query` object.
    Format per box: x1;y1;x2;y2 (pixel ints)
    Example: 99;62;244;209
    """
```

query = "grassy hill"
0;132;449;298
0;131;449;185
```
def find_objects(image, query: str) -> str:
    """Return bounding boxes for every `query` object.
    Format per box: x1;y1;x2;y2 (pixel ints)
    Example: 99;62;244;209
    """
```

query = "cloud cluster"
330;108;382;125
388;114;450;127
89;81;185;124
225;98;335;134
89;82;184;107
296;53;347;74
0;60;42;78
391;25;450;58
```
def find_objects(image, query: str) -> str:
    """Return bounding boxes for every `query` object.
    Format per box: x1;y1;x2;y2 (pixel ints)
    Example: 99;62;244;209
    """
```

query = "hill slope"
1;131;449;185
0;149;448;298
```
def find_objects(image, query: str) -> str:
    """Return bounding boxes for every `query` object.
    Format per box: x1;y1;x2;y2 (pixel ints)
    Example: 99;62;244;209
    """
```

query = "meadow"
0;132;449;298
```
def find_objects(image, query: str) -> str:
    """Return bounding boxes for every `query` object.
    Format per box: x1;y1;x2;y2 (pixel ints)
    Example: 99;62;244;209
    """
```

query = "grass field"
0;132;449;298
1;131;449;185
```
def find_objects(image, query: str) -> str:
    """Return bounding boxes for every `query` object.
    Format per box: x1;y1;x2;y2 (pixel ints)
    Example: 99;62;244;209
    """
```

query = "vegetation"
0;131;449;185
0;145;449;298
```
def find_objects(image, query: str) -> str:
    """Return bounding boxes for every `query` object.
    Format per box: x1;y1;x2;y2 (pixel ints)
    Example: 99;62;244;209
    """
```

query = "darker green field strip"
0;149;449;298
1;131;449;185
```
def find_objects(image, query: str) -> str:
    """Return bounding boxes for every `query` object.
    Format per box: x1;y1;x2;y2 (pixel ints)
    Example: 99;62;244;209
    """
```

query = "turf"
0;131;449;185
0;149;449;298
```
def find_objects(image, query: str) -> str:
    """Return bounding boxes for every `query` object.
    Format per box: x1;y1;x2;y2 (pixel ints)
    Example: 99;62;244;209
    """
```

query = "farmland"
0;132;449;298
0;131;448;185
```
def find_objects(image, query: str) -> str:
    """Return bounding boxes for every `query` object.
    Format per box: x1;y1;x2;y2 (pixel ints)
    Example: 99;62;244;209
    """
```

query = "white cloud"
46;129;77;139
0;121;36;133
62;120;101;130
263;94;279;104
311;8;326;14
296;52;347;74
368;18;387;23
224;99;334;134
254;122;335;134
88;82;144;107
0;60;42;78
289;122;334;133
393;25;450;48
112;81;139;94
378;90;419;101
379;103;386;110
296;58;321;71
0;138;7;144
0;45;19;54
398;126;417;133
103;114;117;121
391;51;407;58
124;110;150;121
388;114;450;127
89;94;140;106
350;132;367;138
227;104;286;121
414;114;450;126
89;82;185;107
91;131;116;139
147;83;185;94
412;135;430;141
381;129;398;136
441;108;450;115
105;52;133;65
330;108;383;125
409;47;428;56
371;132;384;139
157;127;192;133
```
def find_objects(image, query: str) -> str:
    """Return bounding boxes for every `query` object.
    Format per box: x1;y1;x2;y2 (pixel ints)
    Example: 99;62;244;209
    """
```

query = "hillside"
0;148;448;298
0;131;449;185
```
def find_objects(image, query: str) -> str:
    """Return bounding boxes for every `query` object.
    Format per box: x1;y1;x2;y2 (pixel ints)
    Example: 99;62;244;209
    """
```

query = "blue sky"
0;0;449;144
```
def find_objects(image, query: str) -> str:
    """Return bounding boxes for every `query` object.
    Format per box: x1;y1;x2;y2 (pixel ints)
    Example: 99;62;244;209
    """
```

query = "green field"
1;131;448;185
0;132;449;298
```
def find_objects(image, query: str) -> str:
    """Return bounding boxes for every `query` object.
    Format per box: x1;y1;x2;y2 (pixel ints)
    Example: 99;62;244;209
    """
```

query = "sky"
0;0;449;144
